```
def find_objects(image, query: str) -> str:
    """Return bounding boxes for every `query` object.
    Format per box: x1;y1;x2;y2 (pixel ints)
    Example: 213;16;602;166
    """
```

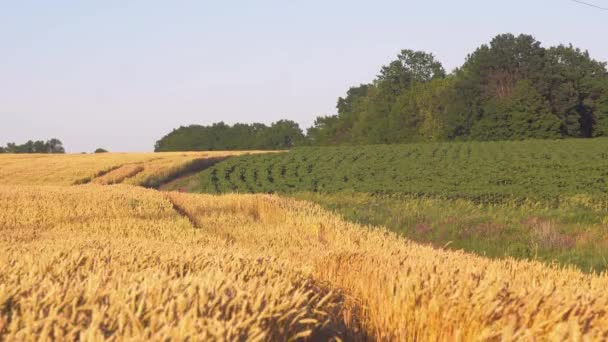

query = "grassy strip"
292;192;608;273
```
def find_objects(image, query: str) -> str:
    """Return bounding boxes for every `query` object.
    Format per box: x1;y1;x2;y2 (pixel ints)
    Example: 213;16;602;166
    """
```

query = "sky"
1;1;607;152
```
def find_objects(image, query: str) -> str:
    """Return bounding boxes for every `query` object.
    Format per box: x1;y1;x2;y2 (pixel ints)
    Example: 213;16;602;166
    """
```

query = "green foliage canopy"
310;34;608;144
154;120;306;152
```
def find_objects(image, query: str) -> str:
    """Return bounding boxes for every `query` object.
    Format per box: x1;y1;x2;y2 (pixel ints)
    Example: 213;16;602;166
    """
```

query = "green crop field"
196;138;608;203
181;138;608;272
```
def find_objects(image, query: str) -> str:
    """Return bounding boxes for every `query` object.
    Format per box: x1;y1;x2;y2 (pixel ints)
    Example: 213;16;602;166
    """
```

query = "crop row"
197;138;608;204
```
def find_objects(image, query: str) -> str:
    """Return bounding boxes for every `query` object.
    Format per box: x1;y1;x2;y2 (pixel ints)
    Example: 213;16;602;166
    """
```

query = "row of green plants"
189;138;608;271
197;138;608;206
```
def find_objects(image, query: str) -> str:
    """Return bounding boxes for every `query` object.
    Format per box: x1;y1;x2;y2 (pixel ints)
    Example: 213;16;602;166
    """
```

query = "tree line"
154;120;306;151
156;33;608;151
309;33;608;144
0;139;65;154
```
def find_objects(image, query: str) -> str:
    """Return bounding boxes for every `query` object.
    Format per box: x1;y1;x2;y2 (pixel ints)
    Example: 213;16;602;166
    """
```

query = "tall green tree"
306;115;341;145
445;34;547;138
544;45;608;137
592;81;608;136
262;120;307;149
471;80;561;140
308;49;446;144
47;138;65;153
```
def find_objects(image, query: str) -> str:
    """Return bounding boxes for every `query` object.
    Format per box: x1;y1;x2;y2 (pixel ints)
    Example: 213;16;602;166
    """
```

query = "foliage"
94;148;108;153
154;120;306;152
309;34;608;144
469;80;562;140
293;192;608;272
0;138;65;154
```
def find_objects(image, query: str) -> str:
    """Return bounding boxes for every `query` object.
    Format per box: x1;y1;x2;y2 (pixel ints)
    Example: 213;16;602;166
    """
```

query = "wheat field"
0;151;258;186
2;154;608;341
0;185;349;340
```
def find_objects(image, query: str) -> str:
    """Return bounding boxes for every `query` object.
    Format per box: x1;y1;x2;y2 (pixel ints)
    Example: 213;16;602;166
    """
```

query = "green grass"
182;138;608;272
291;192;608;273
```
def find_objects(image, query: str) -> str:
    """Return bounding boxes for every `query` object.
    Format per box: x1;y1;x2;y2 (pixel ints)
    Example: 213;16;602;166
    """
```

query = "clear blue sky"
1;0;606;152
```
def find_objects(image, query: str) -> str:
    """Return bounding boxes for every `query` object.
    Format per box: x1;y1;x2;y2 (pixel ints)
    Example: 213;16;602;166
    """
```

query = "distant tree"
471;80;561;140
94;148;108;153
0;138;65;154
389;77;454;142
306;49;447;145
47;139;65;153
5;143;17;153
393;49;446;83
592;81;608;136
307;33;608;144
154;121;307;151
21;140;35;153
262;120;307;149
543;45;608;137
332;84;371;144
444;34;546;138
306;115;341;145
507;81;562;139
360;50;447;144
33;140;47;153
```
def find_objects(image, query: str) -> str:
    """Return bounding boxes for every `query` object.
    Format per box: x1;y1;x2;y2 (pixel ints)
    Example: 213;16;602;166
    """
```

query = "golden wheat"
90;164;145;185
0;152;257;186
3;155;608;340
0;185;348;341
168;192;608;341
